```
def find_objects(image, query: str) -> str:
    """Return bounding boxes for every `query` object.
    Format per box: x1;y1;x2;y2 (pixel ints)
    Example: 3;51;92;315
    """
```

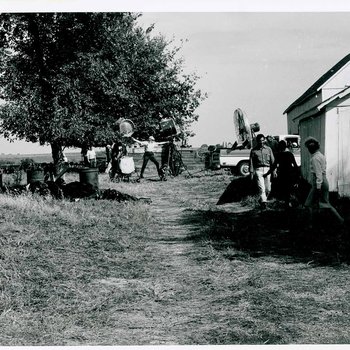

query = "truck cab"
274;135;301;166
205;134;301;176
219;148;252;176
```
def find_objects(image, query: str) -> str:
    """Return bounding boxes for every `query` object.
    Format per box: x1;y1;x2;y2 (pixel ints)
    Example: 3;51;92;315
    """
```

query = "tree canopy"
0;13;206;163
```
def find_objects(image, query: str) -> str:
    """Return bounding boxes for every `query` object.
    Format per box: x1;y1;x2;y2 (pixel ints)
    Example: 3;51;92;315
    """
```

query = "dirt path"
126;176;247;345
129;175;348;345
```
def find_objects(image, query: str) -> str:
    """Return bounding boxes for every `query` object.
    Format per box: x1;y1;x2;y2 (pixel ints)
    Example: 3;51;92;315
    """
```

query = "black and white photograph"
0;0;350;347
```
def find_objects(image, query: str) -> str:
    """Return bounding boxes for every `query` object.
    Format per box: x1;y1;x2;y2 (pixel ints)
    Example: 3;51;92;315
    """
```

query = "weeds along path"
121;174;249;345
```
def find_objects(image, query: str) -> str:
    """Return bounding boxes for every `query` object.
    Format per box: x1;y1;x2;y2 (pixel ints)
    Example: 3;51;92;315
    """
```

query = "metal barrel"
27;169;45;185
79;167;99;190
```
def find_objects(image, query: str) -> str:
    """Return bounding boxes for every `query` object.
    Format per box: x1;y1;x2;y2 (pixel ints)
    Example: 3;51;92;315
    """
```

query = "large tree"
0;13;206;164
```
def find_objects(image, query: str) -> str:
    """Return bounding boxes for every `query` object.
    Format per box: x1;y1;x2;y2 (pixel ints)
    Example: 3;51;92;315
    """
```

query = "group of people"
82;132;344;226
104;135;169;181
82;134;170;182
249;133;298;210
249;134;344;225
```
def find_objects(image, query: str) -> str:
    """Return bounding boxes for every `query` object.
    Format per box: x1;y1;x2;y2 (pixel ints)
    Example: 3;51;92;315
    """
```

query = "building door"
299;115;324;181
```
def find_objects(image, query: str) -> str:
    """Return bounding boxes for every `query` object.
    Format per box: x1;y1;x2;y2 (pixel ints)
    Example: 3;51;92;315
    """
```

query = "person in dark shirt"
110;140;127;180
264;140;299;209
266;135;279;156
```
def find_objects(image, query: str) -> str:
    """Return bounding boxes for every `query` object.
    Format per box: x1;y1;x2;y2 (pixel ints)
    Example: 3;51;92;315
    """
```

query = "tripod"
161;141;192;179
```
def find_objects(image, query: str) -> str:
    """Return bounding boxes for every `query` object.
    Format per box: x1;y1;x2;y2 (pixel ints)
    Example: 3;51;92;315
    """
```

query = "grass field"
0;168;350;345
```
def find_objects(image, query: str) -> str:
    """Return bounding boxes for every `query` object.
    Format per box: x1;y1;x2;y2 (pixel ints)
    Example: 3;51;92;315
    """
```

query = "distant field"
0;152;82;164
0;148;204;172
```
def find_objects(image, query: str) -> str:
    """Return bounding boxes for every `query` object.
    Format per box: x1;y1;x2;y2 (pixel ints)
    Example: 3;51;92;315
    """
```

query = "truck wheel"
237;161;250;176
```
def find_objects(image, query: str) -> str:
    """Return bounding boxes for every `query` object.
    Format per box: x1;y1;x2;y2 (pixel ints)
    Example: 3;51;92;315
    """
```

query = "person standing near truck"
266;135;279;156
249;134;275;209
264;140;299;209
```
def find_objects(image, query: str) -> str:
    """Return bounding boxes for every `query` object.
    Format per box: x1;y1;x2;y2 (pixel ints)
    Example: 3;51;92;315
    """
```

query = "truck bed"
219;148;251;167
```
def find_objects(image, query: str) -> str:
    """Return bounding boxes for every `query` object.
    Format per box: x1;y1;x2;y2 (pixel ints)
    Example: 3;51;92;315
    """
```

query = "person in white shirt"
132;136;168;180
86;146;97;168
304;137;344;226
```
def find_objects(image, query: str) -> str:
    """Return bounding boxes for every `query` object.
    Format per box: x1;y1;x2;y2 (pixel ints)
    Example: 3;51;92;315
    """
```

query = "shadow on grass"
179;205;350;266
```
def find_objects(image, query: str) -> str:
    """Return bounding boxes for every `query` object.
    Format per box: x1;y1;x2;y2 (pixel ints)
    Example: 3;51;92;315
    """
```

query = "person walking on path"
304;137;344;227
132;136;168;180
249;133;275;209
264;140;299;209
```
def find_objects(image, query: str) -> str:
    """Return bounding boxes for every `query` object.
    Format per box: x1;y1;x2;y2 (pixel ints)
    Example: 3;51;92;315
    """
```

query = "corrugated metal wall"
325;108;339;191
287;93;323;134
299;113;325;182
338;107;350;196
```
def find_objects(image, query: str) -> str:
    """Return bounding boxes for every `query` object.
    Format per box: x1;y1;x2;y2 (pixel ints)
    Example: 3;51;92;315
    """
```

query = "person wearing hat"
132;136;168;180
304;136;344;226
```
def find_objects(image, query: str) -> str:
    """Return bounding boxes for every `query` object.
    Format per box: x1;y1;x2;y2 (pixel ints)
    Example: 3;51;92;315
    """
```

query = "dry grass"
0;170;350;345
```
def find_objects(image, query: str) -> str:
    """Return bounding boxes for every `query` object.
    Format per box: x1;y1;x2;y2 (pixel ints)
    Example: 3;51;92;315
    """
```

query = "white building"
284;54;350;197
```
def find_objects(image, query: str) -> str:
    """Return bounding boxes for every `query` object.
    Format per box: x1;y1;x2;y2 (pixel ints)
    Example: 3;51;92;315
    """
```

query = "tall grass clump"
0;191;153;345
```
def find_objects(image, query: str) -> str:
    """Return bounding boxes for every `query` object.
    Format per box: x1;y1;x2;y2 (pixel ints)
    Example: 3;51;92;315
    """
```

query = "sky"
1;1;350;153
136;12;350;147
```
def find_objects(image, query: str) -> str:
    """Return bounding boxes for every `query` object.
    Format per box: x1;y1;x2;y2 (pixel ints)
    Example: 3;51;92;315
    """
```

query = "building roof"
284;53;350;114
292;85;350;123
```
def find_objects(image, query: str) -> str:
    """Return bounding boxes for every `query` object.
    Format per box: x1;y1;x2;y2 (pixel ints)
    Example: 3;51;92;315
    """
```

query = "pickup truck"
205;135;301;176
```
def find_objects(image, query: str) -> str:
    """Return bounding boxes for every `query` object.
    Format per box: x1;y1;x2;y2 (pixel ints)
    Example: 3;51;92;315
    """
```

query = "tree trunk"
51;142;63;166
51;142;66;177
